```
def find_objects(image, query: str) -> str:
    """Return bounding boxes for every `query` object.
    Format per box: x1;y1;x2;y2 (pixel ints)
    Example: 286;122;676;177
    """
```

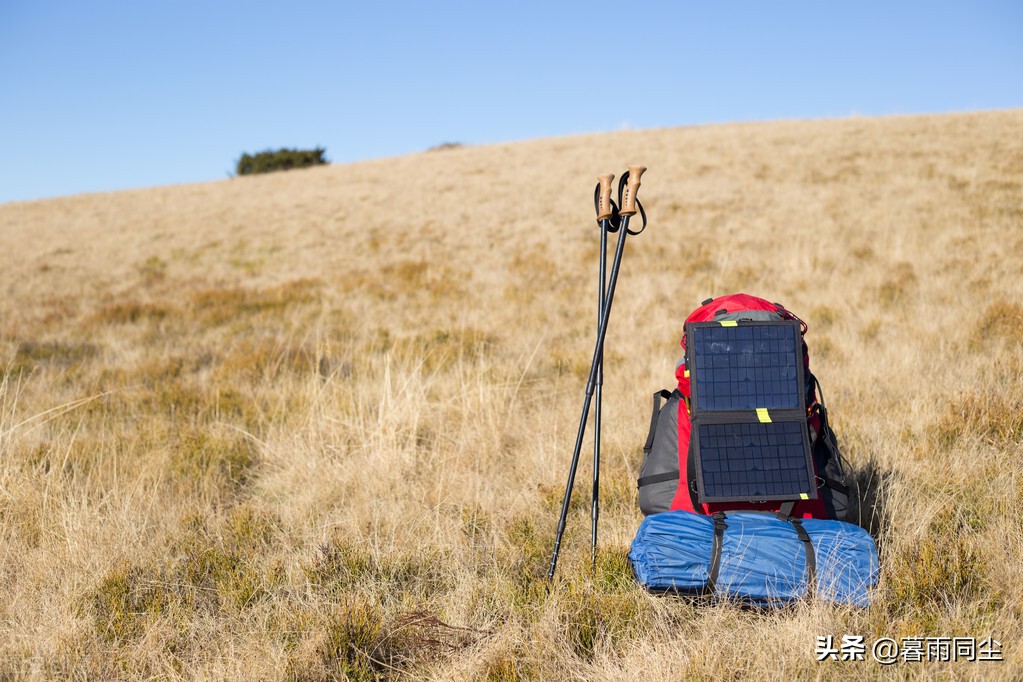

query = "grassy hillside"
1;110;1021;679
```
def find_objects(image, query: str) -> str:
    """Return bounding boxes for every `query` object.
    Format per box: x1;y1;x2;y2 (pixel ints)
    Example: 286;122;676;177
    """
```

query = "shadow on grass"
846;456;898;542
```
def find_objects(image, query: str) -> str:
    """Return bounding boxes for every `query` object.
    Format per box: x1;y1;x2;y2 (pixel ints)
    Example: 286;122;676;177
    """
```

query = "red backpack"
638;294;850;520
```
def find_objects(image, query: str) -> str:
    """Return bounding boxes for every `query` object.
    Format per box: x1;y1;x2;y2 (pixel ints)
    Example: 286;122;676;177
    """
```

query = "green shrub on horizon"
235;147;328;176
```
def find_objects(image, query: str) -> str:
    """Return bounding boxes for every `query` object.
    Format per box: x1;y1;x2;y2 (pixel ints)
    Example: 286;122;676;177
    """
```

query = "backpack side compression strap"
638;471;681;487
815;403;849;495
638;390;680;489
642;390;674;455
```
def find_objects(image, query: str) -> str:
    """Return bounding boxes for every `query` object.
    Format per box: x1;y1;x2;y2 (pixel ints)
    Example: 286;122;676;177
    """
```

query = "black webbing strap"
638;471;679;488
788;518;817;594
814;402;850;495
687;440;701;513
639;390;680;489
776;501;817;592
704;512;728;594
822;475;849;496
642;390;673;456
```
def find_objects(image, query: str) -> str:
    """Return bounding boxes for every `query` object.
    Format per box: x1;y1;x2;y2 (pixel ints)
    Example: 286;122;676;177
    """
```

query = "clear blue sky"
1;1;1020;203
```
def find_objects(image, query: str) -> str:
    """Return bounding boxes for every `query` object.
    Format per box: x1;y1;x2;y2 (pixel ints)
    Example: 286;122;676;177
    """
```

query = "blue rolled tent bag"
629;510;878;606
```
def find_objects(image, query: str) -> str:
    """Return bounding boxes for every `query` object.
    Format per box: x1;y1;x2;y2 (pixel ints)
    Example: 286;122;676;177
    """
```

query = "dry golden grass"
1;110;1022;679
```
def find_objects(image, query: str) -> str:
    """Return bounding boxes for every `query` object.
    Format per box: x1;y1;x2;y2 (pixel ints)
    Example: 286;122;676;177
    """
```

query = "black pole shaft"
547;212;633;581
591;218;609;569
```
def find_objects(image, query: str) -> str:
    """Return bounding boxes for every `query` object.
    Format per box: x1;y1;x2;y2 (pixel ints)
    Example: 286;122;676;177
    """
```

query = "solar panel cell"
696;422;812;500
690;323;801;411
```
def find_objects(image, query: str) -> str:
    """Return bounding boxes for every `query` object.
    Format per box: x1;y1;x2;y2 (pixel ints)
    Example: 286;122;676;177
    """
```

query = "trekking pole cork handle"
619;165;647;216
596;173;615;222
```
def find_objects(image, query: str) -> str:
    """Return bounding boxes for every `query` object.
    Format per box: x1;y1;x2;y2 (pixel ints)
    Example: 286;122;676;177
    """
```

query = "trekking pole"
592;173;616;570
548;165;647;582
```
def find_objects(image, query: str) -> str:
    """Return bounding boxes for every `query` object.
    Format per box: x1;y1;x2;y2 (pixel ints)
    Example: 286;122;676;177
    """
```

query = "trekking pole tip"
620;165;647;216
596;173;615;222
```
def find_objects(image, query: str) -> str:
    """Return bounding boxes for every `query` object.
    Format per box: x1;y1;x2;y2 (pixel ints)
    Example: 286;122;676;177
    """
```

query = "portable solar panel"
686;320;817;503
